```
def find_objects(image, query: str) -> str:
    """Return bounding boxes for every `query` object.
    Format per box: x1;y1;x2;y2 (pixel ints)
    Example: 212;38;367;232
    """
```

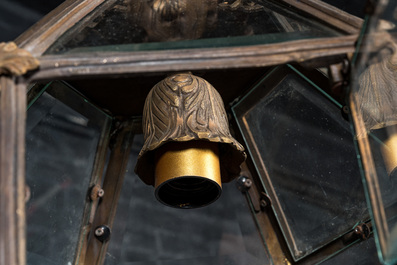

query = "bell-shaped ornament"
135;73;246;209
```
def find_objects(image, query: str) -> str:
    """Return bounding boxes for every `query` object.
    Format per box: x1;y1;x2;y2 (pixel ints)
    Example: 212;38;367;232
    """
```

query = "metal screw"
236;176;252;192
260;192;272;210
97;189;105;198
94;225;111;242
244;179;252;188
354;223;370;240
95;227;105;237
90;184;104;201
260;199;268;209
341;106;350;121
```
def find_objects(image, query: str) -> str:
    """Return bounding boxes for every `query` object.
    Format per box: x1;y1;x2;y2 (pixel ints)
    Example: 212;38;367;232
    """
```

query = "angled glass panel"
233;65;368;261
348;1;397;264
26;82;111;265
104;134;270;265
45;0;343;54
321;237;381;265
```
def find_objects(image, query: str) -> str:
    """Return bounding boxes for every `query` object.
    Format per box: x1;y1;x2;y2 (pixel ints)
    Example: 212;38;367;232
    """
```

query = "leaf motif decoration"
185;76;208;134
0;42;39;76
141;73;245;152
136;73;246;185
141;76;181;152
358;58;397;131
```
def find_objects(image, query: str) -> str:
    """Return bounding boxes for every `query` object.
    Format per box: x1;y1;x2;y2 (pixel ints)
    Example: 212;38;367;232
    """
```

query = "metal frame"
0;76;27;265
279;0;363;34
26;34;357;82
84;120;138;265
11;0;362;81
15;0;107;56
348;1;396;263
0;1;367;265
232;64;370;263
14;0;363;57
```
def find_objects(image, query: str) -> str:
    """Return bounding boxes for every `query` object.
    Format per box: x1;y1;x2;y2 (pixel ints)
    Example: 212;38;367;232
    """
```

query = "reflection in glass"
26;84;109;265
233;65;368;260
349;1;397;263
45;0;342;54
105;135;270;265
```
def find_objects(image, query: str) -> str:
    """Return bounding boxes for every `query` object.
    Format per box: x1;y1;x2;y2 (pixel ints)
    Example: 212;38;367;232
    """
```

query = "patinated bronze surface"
135;73;246;186
0;77;27;265
355;33;397;175
128;0;216;42
0;42;39;76
357;42;397;131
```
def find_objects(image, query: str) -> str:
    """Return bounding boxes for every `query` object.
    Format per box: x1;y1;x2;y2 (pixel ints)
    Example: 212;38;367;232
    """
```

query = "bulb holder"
135;73;246;208
155;141;221;208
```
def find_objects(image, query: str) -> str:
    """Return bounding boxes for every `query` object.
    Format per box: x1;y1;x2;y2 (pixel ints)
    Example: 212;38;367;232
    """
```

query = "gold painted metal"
381;126;397;176
155;141;221;208
0;42;39;76
380;128;397;177
155;141;221;187
135;72;246;208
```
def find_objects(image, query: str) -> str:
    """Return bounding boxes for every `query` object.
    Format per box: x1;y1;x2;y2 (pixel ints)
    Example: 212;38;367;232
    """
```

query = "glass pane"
45;0;342;54
104;134;270;265
26;83;111;265
320;237;381;265
233;65;368;261
349;1;397;263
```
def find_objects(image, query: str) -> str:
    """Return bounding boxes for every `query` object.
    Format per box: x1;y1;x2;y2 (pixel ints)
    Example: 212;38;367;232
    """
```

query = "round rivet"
354;223;370;240
236;176;252;192
97;189;105;198
94;225;111;242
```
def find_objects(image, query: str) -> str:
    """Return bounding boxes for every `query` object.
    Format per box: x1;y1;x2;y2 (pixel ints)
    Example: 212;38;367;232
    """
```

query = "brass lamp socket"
372;125;397;178
154;141;222;209
134;72;246;209
381;132;397;178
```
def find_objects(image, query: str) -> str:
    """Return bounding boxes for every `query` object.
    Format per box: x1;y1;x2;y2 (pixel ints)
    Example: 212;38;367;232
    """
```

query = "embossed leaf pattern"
358;59;397;130
0;42;39;76
141;73;244;152
136;73;246;184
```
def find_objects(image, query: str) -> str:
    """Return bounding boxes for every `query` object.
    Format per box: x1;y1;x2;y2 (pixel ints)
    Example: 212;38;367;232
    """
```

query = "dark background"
0;0;64;42
0;0;366;42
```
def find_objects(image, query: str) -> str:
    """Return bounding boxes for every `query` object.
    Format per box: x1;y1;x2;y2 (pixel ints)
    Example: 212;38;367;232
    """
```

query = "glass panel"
320;237;381;265
233;65;368;261
26;82;111;265
45;0;342;54
349;1;397;263
104;134;270;265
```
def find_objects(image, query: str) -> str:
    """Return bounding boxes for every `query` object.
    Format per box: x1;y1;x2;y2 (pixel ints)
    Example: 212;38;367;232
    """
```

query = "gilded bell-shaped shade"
135;73;246;208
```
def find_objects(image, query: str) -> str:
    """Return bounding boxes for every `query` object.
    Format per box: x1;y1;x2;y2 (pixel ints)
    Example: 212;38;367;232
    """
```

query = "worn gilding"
0;42;39;76
135;72;246;186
